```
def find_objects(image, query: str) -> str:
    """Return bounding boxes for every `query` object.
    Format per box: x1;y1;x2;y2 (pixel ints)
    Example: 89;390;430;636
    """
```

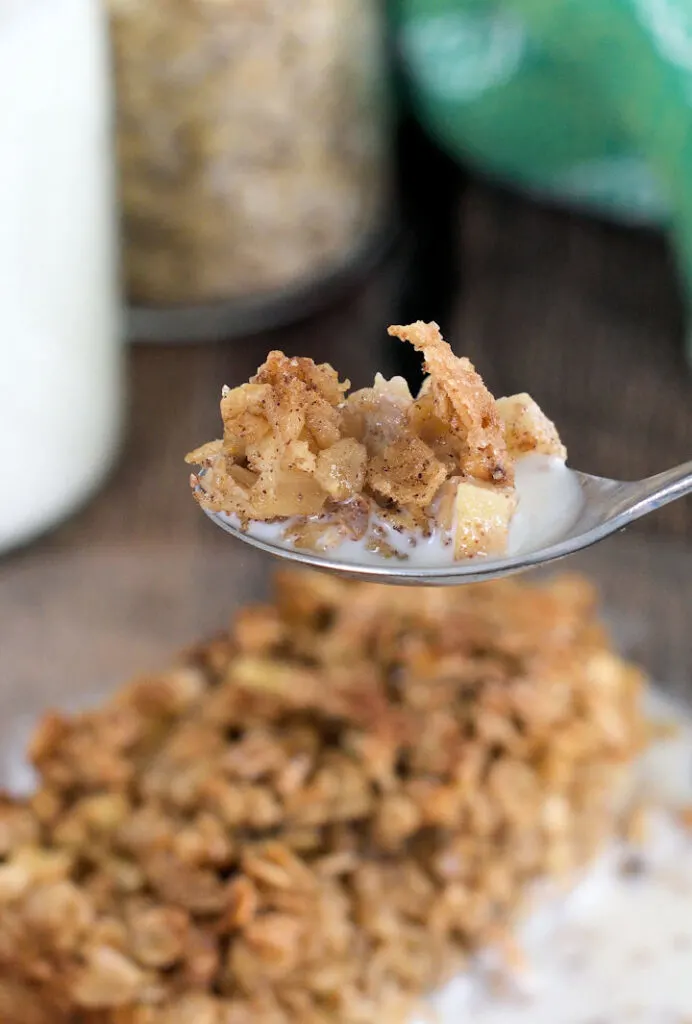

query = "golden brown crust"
0;571;642;1024
387;322;512;485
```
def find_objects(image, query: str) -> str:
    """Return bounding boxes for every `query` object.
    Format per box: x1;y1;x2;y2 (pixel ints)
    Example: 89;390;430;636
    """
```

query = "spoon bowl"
201;461;692;586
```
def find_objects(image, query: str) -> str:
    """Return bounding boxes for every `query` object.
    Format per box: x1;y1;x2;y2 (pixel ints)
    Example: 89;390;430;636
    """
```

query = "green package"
394;0;692;352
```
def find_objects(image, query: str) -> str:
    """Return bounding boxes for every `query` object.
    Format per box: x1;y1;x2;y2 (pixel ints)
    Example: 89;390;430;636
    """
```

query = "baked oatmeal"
185;322;570;562
0;570;643;1024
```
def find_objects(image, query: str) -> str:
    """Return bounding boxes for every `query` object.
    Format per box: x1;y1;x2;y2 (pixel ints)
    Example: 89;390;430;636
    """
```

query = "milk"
0;0;122;553
231;453;585;568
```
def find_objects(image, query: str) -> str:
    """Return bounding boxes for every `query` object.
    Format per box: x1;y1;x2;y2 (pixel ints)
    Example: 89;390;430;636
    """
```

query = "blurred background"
2;0;692;770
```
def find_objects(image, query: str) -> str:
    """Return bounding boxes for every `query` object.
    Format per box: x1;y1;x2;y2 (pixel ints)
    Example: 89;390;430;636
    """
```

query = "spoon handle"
622;460;692;523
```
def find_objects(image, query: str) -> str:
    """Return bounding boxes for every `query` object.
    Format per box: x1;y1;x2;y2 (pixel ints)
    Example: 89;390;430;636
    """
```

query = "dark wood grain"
386;113;464;390
1;183;692;773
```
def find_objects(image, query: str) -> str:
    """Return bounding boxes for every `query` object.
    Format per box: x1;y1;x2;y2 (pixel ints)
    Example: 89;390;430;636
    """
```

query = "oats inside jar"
186;322;572;562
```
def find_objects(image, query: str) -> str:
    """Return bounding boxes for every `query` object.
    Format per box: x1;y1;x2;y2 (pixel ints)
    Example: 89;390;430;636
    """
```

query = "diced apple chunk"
251;470;327;518
314;438;367;501
453;479;516;558
496;394;566;460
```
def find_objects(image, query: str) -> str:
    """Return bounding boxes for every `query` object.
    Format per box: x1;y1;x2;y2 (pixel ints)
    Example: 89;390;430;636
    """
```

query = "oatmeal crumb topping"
0;569;643;1023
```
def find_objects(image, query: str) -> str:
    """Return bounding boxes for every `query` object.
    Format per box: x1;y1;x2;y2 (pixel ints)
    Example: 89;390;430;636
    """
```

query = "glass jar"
0;0;122;554
108;0;394;341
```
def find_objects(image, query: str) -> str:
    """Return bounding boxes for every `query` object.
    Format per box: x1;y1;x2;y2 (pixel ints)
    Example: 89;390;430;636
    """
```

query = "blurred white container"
0;0;122;554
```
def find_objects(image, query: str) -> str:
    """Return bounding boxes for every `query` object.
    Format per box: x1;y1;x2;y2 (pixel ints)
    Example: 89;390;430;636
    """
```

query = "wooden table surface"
2;180;692;778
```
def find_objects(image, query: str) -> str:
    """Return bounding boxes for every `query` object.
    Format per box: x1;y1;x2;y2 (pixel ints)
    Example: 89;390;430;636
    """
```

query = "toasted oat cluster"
186;322;566;560
0;571;642;1024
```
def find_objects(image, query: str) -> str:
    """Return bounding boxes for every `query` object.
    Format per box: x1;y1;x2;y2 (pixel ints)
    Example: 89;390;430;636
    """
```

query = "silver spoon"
200;461;692;586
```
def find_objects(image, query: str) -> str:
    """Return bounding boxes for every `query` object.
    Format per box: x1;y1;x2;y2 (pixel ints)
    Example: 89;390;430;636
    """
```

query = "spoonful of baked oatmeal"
185;322;692;585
